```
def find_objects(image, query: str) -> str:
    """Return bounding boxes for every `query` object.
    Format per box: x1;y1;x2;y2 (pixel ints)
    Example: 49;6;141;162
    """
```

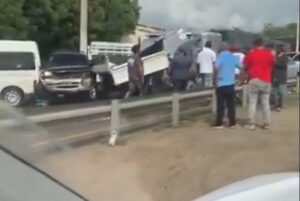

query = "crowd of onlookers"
127;38;290;130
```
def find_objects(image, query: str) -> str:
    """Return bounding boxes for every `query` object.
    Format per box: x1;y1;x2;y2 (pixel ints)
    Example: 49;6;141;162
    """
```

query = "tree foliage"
0;0;28;39
263;23;297;38
0;0;139;57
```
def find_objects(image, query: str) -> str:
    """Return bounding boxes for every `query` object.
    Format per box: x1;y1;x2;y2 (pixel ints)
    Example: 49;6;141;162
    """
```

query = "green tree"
263;23;297;38
1;0;139;58
0;0;28;39
89;0;139;41
23;0;79;57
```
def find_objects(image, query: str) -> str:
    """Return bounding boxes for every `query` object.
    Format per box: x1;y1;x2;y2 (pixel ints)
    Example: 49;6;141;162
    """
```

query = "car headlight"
39;70;53;79
44;71;53;77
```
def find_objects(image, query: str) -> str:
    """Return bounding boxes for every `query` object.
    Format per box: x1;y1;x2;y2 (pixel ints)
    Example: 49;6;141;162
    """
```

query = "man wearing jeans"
214;43;241;129
271;45;288;111
197;41;216;88
243;38;274;130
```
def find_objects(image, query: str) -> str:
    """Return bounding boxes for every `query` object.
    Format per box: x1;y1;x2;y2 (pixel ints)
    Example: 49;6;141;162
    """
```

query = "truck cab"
37;51;97;101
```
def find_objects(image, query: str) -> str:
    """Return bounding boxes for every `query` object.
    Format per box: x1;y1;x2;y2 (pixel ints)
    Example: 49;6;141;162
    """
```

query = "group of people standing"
168;38;289;130
127;38;289;130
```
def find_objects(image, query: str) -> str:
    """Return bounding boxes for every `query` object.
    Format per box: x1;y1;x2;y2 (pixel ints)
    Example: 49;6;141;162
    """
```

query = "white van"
0;40;40;106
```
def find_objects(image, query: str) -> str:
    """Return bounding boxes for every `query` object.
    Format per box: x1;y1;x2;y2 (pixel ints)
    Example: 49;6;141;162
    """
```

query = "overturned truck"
89;30;222;98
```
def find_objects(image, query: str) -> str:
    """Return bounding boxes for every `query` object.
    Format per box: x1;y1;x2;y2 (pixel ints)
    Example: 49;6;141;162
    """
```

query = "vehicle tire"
0;87;24;107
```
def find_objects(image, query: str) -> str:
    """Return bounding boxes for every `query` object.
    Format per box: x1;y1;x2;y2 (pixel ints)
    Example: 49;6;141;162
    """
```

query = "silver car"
287;52;299;80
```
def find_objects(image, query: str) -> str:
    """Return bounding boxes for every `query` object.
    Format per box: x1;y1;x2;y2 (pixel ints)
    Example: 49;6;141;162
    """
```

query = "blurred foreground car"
193;173;299;201
0;102;88;201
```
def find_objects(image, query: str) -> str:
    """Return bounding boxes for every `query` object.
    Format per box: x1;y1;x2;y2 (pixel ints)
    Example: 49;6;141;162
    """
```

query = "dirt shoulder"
43;95;299;201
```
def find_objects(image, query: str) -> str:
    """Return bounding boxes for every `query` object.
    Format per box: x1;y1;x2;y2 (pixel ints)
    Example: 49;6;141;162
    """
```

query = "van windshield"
0;52;35;70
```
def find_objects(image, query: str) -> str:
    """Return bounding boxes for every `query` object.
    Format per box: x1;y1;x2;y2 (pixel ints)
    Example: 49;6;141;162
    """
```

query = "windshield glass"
46;54;88;68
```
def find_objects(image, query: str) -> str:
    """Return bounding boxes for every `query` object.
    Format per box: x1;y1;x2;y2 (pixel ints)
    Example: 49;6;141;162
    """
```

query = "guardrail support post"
211;90;217;115
242;85;248;108
297;76;299;94
172;93;180;127
109;99;120;146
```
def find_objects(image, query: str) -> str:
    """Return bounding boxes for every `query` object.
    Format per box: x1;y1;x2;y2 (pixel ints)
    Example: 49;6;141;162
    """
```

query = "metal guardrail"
108;86;244;146
2;79;297;146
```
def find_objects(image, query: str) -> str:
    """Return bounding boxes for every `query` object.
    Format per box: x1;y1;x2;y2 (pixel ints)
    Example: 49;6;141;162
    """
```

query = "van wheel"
1;87;24;107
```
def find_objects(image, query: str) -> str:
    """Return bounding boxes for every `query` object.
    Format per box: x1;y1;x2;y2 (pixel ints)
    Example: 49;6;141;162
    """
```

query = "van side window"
0;52;35;70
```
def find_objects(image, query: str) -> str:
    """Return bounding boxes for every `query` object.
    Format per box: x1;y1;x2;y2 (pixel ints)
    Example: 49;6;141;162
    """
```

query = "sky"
139;0;299;32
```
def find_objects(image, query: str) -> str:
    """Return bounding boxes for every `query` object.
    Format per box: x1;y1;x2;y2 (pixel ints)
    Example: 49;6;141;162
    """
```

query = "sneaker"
213;125;225;129
262;125;271;130
229;125;237;129
245;124;256;130
275;107;281;112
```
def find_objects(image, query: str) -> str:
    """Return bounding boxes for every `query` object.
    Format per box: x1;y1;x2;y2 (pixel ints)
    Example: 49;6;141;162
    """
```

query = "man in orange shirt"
243;38;274;130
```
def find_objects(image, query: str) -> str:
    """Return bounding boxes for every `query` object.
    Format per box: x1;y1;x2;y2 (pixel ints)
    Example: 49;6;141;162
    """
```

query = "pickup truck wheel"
1;87;24;107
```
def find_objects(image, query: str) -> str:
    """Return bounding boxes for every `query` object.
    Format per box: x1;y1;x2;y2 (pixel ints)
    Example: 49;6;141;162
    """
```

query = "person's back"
216;51;240;87
169;50;191;91
127;54;142;81
244;47;274;83
197;47;216;74
170;52;190;81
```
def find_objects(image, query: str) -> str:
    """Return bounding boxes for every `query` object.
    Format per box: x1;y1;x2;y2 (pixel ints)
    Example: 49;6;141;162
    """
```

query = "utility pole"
80;0;88;54
296;14;299;53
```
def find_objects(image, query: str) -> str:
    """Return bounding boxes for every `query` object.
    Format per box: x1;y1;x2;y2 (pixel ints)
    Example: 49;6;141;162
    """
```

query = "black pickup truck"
36;51;97;101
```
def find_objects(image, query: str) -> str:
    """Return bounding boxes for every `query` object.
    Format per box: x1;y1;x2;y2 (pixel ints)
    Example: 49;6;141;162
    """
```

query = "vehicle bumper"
40;78;92;94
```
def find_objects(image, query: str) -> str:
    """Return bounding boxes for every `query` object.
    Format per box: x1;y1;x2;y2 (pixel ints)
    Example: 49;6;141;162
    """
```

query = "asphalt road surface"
29;97;211;148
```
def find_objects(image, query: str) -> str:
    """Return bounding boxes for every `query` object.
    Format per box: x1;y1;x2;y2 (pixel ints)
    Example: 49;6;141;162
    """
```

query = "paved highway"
30;97;211;148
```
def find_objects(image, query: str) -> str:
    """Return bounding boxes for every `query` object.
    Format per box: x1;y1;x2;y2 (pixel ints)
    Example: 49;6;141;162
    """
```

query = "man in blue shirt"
214;44;241;128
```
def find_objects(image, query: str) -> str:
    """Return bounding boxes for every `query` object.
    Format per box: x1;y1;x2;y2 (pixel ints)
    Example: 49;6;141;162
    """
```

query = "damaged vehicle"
36;52;97;101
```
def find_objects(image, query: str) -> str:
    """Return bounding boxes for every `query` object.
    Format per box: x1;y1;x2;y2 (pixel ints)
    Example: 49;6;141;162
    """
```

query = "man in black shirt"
271;45;289;111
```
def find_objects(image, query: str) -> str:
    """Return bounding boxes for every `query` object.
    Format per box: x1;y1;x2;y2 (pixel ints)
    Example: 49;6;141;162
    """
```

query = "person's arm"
241;52;251;83
214;54;221;86
197;52;201;74
212;51;217;69
139;57;144;78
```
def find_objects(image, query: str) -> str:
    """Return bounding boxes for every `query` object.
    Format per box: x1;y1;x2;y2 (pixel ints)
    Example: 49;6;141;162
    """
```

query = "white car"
193;173;299;201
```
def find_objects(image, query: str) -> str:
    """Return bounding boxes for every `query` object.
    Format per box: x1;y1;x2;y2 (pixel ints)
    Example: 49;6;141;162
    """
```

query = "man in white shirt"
197;41;217;87
230;45;245;76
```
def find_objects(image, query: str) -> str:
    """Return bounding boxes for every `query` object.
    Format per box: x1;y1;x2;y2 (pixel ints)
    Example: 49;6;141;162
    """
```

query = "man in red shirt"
243;38;274;130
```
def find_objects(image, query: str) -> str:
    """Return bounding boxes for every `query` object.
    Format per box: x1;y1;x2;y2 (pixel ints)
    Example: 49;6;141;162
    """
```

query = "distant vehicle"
36;52;97;101
0;40;41;106
287;52;300;80
193;173;299;201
